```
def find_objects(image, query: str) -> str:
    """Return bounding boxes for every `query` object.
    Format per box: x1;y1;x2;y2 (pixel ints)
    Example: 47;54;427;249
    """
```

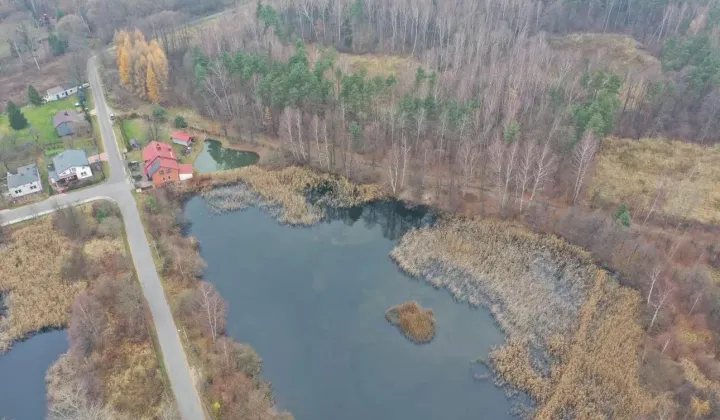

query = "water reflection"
193;139;259;174
0;331;67;420
185;198;513;420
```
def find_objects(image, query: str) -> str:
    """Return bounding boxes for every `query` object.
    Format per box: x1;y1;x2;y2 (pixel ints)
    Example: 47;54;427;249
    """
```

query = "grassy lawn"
590;136;720;225
0;96;86;145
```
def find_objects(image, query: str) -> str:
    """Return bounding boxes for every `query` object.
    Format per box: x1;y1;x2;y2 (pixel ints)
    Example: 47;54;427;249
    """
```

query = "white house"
7;164;42;198
44;82;91;102
49;150;92;187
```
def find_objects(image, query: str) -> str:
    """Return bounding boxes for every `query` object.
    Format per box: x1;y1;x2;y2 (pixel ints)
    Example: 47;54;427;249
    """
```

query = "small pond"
185;198;514;420
0;331;67;420
193;139;259;174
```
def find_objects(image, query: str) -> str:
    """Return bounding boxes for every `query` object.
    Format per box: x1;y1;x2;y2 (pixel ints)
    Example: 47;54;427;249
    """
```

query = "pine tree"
27;85;42;106
6;101;28;130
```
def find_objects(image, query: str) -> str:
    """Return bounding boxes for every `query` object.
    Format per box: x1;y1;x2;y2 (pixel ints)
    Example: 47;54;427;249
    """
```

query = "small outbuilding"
171;132;193;147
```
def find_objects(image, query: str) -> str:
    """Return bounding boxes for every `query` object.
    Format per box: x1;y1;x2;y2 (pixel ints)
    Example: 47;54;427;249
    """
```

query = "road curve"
1;56;206;420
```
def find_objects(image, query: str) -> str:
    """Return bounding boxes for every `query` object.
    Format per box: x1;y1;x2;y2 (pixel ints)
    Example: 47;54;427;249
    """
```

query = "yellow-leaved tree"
115;32;132;89
146;40;168;103
114;29;168;102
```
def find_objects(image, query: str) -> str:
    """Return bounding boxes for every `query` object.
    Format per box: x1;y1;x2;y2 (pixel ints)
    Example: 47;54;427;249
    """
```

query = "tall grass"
0;218;87;351
591;137;720;224
391;218;656;418
186;165;385;225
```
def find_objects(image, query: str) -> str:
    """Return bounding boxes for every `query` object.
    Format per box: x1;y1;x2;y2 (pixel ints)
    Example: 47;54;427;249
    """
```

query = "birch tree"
194;281;227;342
572;131;598;205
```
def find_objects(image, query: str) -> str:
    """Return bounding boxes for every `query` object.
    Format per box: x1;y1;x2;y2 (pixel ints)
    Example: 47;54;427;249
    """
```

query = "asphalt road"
0;56;206;420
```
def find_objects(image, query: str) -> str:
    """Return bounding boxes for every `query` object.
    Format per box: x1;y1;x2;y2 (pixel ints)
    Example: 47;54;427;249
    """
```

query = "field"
549;33;660;74
590;137;720;225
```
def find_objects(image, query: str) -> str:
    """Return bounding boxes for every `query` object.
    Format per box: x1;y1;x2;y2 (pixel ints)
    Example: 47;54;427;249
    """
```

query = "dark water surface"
0;331;66;420
193;139;259;174
185;198;514;420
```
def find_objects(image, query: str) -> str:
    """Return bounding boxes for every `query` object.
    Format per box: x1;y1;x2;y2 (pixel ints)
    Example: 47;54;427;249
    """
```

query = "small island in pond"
385;301;436;343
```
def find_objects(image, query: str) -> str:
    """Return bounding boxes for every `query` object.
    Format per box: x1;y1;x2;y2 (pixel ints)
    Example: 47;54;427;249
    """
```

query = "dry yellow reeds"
189;165;384;225
0;218;86;351
385;301;436;343
391;218;656;418
391;218;595;343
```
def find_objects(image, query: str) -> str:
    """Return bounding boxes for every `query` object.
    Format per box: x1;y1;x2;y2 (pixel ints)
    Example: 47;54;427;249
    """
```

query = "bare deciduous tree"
572;131;598;205
194;281;227;341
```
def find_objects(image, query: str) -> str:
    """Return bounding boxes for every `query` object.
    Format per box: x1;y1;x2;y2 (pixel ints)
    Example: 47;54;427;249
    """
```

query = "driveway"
1;56;206;420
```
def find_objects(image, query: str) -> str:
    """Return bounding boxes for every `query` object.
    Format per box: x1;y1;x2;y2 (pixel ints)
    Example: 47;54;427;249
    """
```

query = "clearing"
590;136;720;225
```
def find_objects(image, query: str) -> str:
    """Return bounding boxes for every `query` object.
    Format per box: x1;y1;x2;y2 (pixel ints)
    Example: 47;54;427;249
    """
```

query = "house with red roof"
142;141;193;187
171;131;194;147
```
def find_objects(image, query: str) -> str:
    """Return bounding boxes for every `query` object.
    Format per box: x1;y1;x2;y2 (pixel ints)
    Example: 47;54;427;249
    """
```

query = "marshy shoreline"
168;164;653;419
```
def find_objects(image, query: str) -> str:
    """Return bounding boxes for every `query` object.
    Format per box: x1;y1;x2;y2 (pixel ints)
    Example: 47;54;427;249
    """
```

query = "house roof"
53;111;81;128
53;149;89;175
142;141;176;163
171;132;193;142
7;164;40;188
46;86;65;96
147;157;179;178
179;164;193;175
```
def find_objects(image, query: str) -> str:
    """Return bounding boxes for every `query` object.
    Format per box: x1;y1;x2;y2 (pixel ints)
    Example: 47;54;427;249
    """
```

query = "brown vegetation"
392;218;656;417
0;202;169;418
591;136;720;225
181;165;385;225
385;301;436;343
0;212;87;351
138;189;293;420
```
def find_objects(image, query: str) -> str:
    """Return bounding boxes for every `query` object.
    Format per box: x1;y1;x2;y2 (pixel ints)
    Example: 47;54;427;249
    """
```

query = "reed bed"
385;301;436;343
0;218;86;351
187;165;385;225
391;218;656;418
391;219;595;343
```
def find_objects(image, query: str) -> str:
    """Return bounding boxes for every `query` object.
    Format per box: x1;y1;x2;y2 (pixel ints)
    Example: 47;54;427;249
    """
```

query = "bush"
174;115;188;128
96;216;123;238
614;204;632;227
152;105;167;122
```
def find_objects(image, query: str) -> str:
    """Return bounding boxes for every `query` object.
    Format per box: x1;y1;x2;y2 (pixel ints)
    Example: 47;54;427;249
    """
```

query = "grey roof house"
53;111;83;137
49;149;92;185
7;163;42;198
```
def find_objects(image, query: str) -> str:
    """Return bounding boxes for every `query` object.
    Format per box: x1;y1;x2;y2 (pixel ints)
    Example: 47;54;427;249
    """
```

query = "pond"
0;331;67;420
185;198;515;420
193;139;259;174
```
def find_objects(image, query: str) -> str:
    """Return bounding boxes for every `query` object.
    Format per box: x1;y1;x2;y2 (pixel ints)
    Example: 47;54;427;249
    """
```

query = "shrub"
96;216;123;238
152;105;167;122
174;115;188;128
614;203;632;227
